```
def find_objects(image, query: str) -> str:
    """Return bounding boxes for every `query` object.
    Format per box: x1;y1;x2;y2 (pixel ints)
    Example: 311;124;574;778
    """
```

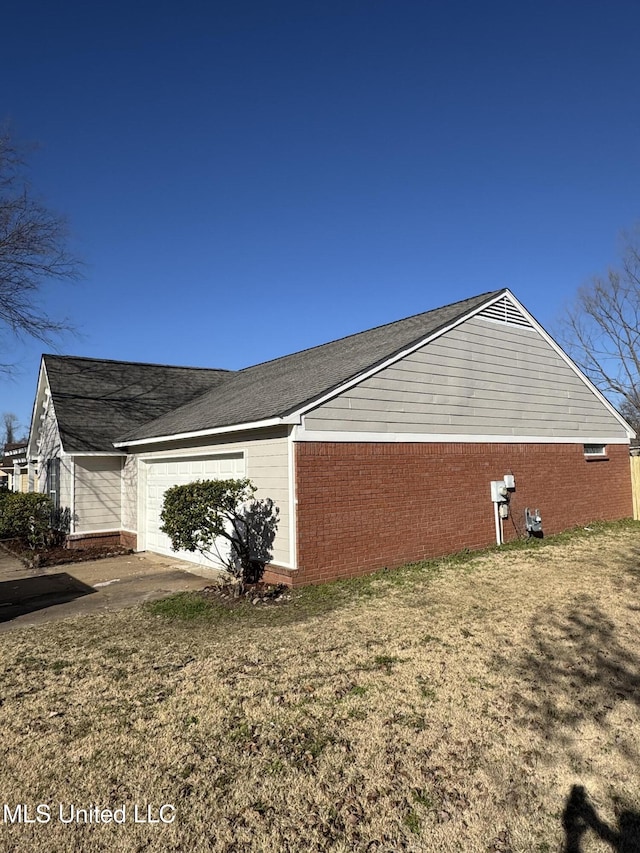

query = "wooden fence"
631;455;640;520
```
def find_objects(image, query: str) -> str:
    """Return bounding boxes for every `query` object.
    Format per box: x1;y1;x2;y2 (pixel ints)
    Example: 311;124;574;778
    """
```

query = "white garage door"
145;453;245;567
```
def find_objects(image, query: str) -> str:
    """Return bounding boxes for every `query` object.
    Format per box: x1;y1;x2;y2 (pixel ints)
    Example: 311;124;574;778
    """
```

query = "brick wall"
294;442;632;585
120;531;138;550
262;564;296;586
66;531;137;550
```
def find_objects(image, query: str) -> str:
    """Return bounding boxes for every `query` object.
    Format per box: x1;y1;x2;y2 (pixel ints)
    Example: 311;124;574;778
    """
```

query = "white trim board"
67;452;127;457
114;418;287;448
294;428;630;445
68;528;123;537
262;560;297;572
70;457;75;534
139;450;246;464
287;424;298;572
27;360;48;459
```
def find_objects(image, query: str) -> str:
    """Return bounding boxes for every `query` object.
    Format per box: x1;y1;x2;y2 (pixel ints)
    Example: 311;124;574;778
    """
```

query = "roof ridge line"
239;289;504;372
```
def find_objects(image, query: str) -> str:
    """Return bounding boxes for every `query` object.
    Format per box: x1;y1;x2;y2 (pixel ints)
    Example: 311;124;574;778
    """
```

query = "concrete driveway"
0;548;219;631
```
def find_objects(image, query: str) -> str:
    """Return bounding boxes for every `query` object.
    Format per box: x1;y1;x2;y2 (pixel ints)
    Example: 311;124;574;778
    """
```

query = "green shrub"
160;478;279;587
0;493;53;548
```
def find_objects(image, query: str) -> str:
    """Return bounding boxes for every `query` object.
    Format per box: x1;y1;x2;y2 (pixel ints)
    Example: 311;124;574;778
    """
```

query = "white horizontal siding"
74;457;123;531
304;316;628;440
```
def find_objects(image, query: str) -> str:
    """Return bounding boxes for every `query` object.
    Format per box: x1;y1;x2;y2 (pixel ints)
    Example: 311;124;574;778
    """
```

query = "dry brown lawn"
1;523;640;852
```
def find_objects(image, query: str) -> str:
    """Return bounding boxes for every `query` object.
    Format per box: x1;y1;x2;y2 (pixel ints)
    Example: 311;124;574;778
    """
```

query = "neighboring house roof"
119;289;503;443
0;441;28;473
4;441;28;454
43;356;231;453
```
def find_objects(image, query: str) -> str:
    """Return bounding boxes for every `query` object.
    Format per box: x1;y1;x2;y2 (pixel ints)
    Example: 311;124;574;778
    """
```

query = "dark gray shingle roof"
44;356;231;452
119;290;504;444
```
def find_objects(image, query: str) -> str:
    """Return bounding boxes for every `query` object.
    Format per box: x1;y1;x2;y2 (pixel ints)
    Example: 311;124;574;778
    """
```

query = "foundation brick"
66;531;137;550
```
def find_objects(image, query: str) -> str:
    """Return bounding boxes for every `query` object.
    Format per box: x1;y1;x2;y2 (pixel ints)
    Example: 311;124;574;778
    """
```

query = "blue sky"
2;0;640;433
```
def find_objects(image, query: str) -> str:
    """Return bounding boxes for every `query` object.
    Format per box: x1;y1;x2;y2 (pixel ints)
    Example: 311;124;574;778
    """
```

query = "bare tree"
0;128;81;363
2;412;22;446
559;226;640;429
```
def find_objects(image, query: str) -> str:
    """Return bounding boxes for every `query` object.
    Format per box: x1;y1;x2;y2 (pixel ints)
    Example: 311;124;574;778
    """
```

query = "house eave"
27;360;50;458
66;451;127;457
113;416;298;449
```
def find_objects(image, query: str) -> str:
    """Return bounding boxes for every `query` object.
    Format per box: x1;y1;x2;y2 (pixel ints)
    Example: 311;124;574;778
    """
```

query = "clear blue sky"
2;0;640;434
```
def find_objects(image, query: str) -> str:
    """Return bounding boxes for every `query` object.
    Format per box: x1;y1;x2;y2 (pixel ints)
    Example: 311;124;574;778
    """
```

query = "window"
583;444;606;457
46;458;60;508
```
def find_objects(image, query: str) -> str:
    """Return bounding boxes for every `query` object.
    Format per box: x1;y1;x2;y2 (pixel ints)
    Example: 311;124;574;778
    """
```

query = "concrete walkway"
0;547;218;632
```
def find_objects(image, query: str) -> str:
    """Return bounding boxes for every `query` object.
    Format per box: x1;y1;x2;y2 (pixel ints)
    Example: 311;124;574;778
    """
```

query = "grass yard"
1;522;640;852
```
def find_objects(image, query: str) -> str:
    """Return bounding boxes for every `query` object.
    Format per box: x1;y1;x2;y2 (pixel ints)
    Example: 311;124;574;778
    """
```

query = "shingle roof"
118;289;504;444
43;356;231;453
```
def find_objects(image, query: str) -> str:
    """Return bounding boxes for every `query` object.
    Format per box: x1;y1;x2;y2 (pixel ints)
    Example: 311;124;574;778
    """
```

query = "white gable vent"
478;296;532;328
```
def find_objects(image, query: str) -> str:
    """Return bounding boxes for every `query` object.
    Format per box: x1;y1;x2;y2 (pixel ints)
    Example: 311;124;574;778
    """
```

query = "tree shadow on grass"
563;785;640;852
502;590;640;849
508;594;640;757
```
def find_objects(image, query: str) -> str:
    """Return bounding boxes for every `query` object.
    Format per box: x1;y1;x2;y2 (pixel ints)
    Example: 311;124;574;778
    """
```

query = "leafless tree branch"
557;225;640;433
0;128;82;366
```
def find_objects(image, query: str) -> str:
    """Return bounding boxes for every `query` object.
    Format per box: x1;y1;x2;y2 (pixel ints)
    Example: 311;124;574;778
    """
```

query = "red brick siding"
120;531;138;550
66;531;137;550
294;442;632;585
262;564;296;586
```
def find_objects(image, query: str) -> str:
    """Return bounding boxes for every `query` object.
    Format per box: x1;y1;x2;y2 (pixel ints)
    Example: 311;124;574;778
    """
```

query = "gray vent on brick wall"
477;295;532;328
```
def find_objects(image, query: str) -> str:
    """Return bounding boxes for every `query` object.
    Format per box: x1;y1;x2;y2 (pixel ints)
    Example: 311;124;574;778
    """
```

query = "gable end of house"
298;290;633;443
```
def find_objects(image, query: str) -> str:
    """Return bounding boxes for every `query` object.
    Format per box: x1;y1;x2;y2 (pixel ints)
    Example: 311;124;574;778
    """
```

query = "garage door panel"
145;454;245;567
